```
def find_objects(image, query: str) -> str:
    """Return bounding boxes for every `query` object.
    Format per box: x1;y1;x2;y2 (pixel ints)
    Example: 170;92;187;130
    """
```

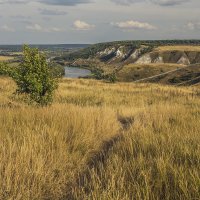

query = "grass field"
117;63;185;82
0;77;200;199
0;56;15;61
155;45;200;52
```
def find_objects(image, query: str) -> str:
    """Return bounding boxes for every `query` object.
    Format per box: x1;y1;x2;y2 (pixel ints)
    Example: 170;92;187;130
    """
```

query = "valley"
56;40;200;85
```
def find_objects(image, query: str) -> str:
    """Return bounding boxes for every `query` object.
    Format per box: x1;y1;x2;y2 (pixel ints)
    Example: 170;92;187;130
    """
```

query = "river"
64;66;91;78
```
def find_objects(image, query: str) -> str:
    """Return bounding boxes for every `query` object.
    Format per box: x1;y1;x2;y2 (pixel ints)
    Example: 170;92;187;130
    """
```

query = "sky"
0;0;199;44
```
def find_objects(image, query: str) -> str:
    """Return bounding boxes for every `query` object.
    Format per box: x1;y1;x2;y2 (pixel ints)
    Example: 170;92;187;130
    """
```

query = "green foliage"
92;68;116;83
0;63;7;75
0;62;17;77
49;63;65;78
12;45;58;106
92;68;104;80
106;73;117;83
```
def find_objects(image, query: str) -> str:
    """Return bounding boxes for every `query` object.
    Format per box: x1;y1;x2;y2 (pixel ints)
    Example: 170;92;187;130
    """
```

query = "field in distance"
0;55;15;61
0;77;200;199
116;63;186;82
155;45;200;52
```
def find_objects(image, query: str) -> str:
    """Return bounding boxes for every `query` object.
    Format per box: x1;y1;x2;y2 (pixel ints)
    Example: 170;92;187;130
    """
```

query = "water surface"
65;66;91;78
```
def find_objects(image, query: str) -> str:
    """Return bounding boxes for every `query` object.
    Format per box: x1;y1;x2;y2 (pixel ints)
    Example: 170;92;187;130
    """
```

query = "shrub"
106;73;117;83
49;63;65;78
0;63;12;76
92;68;117;83
12;45;58;106
0;63;6;75
92;68;105;80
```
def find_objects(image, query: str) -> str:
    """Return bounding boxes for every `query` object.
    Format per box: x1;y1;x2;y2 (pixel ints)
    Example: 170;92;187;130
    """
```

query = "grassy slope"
148;64;200;85
0;77;200;199
116;63;186;82
59;43;200;85
156;45;200;52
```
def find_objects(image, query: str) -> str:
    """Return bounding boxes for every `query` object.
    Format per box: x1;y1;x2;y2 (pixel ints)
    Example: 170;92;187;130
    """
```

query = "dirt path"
64;116;134;200
134;66;189;83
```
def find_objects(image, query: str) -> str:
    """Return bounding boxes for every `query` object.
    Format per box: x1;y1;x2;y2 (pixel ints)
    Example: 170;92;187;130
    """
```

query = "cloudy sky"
0;0;199;44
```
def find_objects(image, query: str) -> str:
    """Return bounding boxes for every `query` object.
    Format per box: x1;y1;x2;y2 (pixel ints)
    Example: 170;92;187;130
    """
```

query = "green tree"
13;45;57;106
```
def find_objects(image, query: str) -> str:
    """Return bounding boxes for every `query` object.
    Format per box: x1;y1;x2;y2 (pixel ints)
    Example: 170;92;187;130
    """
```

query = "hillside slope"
57;40;200;65
56;40;200;85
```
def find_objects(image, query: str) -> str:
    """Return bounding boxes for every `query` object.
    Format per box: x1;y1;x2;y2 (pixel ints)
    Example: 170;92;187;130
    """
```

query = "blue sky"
0;0;199;44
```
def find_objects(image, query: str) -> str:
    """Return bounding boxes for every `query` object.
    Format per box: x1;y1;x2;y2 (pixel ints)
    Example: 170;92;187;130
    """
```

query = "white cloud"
111;0;188;6
0;0;26;4
0;25;15;32
50;27;63;32
185;22;200;31
26;23;63;32
111;20;156;30
26;24;43;31
73;20;95;30
0;0;91;6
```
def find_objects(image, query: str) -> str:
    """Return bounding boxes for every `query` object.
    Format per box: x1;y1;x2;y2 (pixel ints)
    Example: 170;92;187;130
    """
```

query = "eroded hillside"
56;41;200;85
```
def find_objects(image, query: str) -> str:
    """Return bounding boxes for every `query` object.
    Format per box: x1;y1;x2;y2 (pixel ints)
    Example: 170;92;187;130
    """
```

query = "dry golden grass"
117;63;185;82
155;45;200;52
0;56;14;61
124;63;185;68
75;103;200;199
0;77;200;199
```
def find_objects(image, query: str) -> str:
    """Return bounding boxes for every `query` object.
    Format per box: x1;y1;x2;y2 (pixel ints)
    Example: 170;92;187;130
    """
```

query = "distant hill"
55;40;200;86
57;40;200;62
0;44;90;52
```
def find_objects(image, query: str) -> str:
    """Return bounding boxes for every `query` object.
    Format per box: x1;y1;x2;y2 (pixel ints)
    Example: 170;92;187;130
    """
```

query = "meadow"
0;77;200;199
155;45;200;52
116;63;185;82
0;56;14;61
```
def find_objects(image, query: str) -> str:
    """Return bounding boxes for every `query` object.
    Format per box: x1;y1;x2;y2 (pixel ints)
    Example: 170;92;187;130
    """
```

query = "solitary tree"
13;45;57;106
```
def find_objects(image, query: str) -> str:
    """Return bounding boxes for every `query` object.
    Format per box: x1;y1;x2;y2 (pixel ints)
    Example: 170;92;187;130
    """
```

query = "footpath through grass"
0;77;200;199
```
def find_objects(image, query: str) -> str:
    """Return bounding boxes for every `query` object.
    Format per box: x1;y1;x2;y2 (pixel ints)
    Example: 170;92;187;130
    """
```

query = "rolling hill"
55;40;200;86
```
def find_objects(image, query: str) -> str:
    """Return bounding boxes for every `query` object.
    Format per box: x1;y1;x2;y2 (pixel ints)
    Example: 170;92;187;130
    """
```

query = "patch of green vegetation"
0;62;18;77
49;63;65;78
1;60;65;79
91;68;117;83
